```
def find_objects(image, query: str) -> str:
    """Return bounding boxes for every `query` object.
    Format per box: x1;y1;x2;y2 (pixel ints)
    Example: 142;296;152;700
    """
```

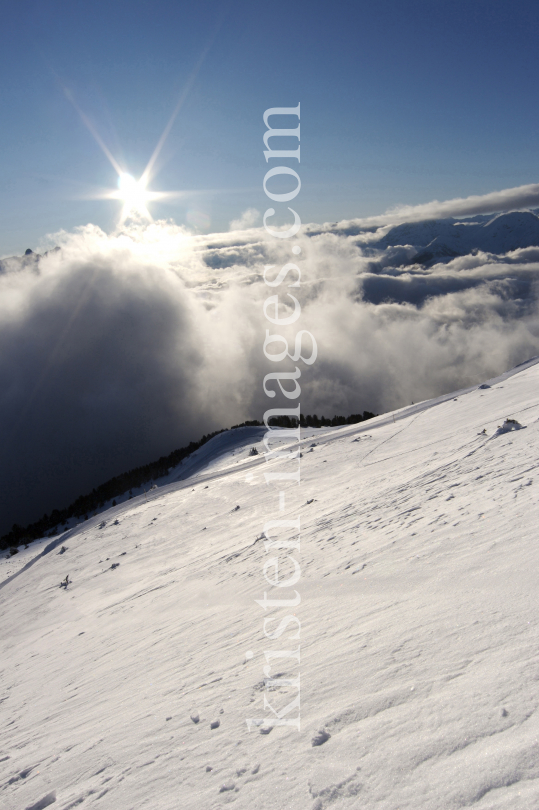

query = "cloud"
316;182;539;232
229;207;260;231
2;208;539;536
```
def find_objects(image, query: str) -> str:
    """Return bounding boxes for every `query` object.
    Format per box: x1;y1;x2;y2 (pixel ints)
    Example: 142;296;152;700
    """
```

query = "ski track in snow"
1;357;539;809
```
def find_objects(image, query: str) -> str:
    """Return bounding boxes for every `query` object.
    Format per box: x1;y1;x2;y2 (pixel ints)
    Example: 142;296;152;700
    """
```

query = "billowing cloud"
2;209;539;536
229;207;260;231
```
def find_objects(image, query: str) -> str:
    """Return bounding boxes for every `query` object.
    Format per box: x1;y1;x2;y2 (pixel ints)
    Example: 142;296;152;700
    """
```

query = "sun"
100;172;179;224
115;173;152;221
105;172;181;223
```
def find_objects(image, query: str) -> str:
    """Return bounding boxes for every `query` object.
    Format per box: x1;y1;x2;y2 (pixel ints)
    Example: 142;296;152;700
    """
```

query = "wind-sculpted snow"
2;212;539;535
1;359;539;809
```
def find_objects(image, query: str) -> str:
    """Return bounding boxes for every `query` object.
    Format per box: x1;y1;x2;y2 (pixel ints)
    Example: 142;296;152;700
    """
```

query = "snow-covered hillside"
1;358;539;810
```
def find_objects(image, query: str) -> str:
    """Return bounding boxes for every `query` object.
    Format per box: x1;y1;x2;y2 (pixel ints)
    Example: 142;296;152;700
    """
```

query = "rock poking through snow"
311;728;331;747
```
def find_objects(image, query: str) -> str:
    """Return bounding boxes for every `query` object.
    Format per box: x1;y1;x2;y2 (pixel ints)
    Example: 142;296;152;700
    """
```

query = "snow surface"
1;358;539;809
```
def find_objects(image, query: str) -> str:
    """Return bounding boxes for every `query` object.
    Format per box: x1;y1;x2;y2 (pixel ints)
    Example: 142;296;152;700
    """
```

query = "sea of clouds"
2;200;539;535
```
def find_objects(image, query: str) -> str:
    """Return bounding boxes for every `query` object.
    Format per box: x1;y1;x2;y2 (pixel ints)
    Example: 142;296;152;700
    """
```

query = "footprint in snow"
24;792;57;810
8;765;35;784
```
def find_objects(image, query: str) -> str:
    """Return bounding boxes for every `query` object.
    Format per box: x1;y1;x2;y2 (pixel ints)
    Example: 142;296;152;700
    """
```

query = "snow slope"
1;358;539;810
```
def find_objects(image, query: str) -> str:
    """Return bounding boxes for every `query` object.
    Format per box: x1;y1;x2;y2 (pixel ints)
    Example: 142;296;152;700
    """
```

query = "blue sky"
2;0;539;254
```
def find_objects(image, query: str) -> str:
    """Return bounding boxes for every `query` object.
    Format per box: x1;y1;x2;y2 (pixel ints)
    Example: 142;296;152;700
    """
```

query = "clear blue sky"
2;0;539;255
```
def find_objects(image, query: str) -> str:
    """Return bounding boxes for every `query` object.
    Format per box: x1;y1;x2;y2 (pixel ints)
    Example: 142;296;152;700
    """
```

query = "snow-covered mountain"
2;357;539;810
374;211;539;265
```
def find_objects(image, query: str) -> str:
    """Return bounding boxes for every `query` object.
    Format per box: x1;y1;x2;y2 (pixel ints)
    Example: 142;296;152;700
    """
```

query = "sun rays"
60;77;190;224
63;87;183;224
61;26;221;226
